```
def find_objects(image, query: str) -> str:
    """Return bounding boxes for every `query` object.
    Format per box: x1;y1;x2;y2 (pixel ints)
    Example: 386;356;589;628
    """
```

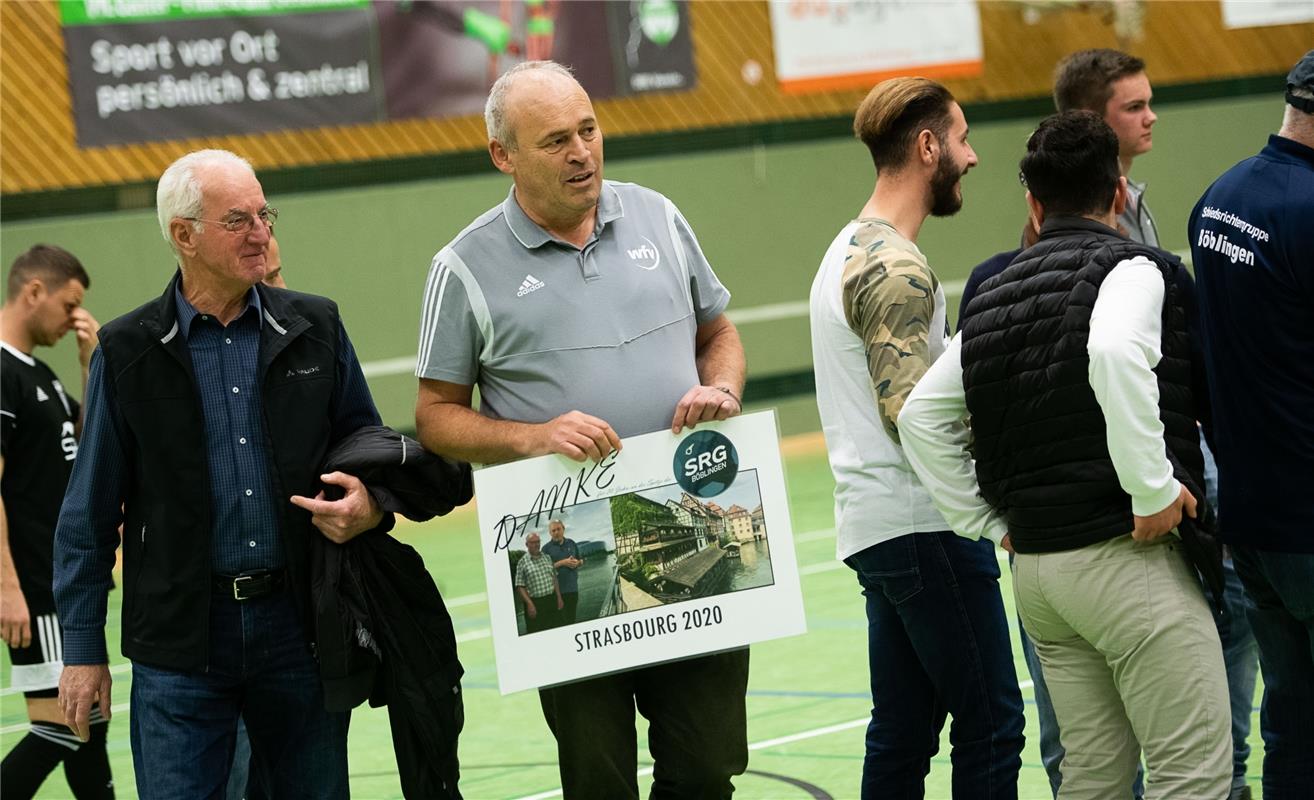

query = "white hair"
156;149;255;255
484;60;579;148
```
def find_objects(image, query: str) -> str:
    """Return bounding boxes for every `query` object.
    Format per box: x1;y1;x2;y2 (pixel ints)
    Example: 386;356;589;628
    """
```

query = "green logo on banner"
637;0;679;47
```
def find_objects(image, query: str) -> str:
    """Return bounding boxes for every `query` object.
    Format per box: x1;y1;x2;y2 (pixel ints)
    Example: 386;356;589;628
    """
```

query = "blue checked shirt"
173;288;283;574
55;286;381;665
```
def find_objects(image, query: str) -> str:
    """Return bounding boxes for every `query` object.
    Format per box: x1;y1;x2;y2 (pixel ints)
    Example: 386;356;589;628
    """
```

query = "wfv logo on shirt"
626;237;660;270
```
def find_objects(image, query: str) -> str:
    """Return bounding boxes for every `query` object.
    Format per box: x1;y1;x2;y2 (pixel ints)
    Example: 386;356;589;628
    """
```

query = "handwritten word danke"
492;452;618;552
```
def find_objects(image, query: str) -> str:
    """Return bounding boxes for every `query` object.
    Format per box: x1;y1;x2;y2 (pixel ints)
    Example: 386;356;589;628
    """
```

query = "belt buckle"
232;574;255;601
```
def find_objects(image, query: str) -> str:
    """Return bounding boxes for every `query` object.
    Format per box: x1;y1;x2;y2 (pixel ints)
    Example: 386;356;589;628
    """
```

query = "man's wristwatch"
715;385;741;405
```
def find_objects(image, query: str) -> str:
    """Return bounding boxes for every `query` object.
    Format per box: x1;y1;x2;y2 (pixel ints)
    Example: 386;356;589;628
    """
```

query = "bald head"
485;61;583;149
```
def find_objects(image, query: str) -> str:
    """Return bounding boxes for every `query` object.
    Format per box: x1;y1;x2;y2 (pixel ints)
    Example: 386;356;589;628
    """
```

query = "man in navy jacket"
1188;52;1314;800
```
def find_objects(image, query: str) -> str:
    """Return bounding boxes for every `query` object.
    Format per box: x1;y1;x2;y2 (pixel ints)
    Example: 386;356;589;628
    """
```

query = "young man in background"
1;245;111;799
808;75;1023;799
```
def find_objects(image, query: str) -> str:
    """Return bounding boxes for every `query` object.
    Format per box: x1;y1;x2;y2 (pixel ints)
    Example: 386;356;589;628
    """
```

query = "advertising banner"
61;0;381;147
60;0;697;148
768;0;983;94
474;410;806;694
1220;0;1314;30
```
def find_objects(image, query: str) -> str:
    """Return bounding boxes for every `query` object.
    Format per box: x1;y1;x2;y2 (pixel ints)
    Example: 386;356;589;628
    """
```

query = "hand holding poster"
475;410;806;694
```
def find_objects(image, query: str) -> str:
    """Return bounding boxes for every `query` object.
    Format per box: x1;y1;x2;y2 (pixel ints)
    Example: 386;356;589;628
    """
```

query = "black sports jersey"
1;342;80;611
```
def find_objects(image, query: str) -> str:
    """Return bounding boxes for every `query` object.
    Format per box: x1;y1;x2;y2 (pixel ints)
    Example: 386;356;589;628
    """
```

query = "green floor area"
1;442;1263;799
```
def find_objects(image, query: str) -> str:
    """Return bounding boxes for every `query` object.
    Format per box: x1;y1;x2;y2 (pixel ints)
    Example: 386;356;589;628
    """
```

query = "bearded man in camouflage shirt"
808;77;1024;799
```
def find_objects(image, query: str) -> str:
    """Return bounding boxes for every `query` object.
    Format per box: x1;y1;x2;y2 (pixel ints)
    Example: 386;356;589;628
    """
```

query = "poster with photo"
475;410;805;694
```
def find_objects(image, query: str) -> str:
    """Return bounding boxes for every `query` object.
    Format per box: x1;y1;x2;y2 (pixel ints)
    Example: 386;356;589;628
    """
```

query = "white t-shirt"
808;219;951;560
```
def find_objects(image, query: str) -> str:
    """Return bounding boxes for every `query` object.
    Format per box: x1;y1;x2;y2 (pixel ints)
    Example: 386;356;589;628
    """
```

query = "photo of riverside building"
611;471;774;606
500;471;776;633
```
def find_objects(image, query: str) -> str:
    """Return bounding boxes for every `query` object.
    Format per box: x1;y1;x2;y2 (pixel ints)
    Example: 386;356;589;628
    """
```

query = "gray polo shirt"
416;181;730;438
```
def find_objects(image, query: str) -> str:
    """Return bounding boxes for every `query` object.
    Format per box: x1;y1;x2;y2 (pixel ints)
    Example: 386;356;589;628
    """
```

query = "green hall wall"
0;93;1282;434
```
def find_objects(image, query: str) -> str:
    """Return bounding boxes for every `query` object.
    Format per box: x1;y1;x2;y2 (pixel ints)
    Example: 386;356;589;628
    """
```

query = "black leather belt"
212;570;285;601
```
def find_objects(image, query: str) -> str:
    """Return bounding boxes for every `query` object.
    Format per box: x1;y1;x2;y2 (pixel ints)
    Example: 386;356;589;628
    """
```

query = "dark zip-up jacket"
312;425;473;799
57;271;383;669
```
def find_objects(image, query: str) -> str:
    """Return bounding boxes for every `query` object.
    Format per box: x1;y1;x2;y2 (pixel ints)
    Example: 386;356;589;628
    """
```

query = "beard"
929;150;965;217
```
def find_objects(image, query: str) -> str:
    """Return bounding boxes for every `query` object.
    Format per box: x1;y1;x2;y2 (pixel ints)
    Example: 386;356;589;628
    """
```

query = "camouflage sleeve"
841;234;939;443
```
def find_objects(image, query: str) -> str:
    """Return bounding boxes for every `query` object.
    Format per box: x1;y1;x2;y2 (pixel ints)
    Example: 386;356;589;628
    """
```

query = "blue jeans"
226;719;252;800
845;531;1024;799
1231;545;1314;800
129;589;349;800
1218;557;1260;797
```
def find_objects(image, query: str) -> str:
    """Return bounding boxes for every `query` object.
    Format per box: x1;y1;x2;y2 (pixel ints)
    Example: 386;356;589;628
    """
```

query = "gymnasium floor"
0;434;1265;799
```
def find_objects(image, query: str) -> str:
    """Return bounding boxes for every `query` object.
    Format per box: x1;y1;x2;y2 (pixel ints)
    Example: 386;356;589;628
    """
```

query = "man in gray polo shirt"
414;60;748;799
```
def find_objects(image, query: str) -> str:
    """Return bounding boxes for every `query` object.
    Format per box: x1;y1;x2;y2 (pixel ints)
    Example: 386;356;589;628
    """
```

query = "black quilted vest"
960;217;1203;554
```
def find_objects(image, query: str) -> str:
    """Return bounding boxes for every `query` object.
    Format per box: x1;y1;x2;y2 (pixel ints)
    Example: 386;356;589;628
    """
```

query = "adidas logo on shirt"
35;386;49;402
516;274;546;297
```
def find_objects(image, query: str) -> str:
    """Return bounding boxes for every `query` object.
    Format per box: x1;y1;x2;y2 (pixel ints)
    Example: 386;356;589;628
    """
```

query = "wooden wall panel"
2;0;1310;195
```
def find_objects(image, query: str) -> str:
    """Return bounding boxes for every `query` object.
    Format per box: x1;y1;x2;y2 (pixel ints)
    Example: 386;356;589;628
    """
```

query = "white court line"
794;527;836;543
511;715;879;800
727;300;810;325
512;677;1042;798
1;634;491;727
361;355;418;378
1;616;481;698
799;560;845;575
0;702;132;735
360;287;971;379
0;661;133;698
361;262;1187;380
446;592;487;608
747;717;869;750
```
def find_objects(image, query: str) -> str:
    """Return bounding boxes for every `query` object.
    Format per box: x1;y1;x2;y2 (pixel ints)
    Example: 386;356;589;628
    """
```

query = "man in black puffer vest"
52;149;389;799
899;112;1231;799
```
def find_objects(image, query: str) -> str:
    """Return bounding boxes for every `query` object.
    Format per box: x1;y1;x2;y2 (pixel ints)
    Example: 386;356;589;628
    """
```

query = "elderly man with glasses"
53;149;387;799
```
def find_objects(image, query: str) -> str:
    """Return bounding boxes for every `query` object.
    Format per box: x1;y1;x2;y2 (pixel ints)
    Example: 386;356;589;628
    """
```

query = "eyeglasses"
182;207;278;234
1017;170;1028;188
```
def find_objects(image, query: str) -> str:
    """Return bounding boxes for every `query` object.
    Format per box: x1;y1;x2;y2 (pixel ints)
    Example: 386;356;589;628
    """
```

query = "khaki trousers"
1013;534;1231;800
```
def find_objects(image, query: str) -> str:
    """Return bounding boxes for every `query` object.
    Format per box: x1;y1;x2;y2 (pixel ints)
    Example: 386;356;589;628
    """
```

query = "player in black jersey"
1;244;111;799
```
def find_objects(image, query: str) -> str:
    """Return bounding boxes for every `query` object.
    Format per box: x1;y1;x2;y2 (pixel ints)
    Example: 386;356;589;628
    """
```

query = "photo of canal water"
506;470;778;634
726;538;774;593
573;552;620;622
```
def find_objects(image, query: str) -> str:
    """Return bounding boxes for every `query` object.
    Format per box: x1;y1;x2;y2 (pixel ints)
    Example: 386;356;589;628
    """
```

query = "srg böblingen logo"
673;430;739;498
